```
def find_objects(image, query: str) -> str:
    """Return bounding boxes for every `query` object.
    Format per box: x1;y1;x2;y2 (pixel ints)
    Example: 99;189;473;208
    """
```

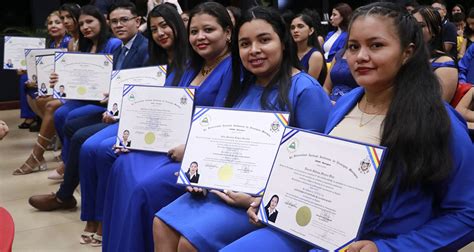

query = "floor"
0;109;100;251
1;108;473;251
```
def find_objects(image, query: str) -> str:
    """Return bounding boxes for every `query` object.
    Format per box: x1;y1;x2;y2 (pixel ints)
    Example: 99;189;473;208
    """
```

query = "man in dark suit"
29;2;150;211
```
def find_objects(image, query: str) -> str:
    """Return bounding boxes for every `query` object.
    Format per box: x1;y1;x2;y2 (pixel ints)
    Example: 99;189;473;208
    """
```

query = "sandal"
90;233;102;247
80;231;95;245
13;134;50;175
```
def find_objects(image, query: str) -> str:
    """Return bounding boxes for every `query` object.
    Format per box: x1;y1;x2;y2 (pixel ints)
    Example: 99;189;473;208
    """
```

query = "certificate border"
116;84;196;154
3;36;46;70
25;48;65;80
108;65;168;117
259;126;387;251
53;51;113;101
35;53;57;97
176;106;290;196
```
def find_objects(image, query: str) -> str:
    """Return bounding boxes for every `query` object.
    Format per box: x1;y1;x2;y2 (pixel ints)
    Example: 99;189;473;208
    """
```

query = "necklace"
359;96;382;127
201;53;227;76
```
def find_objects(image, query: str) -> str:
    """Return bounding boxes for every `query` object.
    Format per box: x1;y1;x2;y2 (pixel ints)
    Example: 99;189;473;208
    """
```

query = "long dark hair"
187;2;233;72
59;3;81;35
348;2;452;213
292;11;327;84
465;8;474;37
78;5;113;53
411;6;444;58
147;4;189;86
225;6;300;125
333;3;353;31
265;195;279;210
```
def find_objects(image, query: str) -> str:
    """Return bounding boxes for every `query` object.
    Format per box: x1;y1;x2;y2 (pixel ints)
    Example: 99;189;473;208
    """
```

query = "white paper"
177;107;290;195
107;66;167;118
4;36;45;70
25;48;66;84
258;128;385;251
53;52;113;101
35;54;56;96
116;85;195;153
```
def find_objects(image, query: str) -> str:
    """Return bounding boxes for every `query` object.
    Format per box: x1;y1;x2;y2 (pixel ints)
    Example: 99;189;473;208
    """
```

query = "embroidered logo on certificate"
4;36;45;70
107;65;167;119
116;85;195;153
53;52;113;101
177;107;290;195
258;128;386;251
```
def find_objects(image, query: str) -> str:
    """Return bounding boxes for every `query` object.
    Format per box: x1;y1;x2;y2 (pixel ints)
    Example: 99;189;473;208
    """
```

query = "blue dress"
299;48;326;84
329;49;358;102
79;70;181;222
155;72;332;252
102;57;234;252
19;35;72;119
221;88;474;252
323;31;348;63
54;37;121;162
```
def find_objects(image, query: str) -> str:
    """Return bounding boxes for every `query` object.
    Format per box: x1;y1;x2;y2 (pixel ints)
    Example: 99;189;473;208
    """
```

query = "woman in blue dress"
323;48;358;102
14;6;78;175
290;11;327;84
221;3;474;251
412;6;458;103
102;2;234;251
322;3;352;63
153;6;332;252
51;5;121;166
27;11;72;119
77;3;190;246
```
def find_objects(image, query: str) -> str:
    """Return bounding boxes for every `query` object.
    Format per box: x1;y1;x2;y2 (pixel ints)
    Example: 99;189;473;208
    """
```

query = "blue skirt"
102;151;174;252
220;227;313;252
115;161;186;251
156;193;258;252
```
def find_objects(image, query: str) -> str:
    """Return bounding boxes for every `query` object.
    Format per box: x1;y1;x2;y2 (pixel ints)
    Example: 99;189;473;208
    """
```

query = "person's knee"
71;130;90;145
177;236;197;252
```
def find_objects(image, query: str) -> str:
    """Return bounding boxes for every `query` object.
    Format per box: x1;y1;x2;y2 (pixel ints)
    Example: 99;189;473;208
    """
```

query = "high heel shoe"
13;134;50;175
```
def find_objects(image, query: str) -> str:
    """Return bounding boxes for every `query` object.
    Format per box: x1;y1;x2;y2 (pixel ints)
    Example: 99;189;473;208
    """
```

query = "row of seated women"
15;1;474;251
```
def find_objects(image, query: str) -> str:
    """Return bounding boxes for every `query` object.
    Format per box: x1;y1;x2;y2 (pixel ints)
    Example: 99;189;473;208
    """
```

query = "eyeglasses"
110;16;137;26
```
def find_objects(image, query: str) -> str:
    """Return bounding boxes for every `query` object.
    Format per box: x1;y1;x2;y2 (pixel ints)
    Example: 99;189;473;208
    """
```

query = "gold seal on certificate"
116;85;195;153
176;107;290;195
258;127;386;251
107;65;167;119
53;52;113;101
4;36;46;70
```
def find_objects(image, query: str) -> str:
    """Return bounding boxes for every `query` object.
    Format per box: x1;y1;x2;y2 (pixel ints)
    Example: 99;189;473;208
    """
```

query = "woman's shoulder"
433;55;455;63
291;71;324;91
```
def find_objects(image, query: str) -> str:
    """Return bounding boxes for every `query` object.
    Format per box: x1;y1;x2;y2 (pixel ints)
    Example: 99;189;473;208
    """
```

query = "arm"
294;83;332;133
307;52;324;82
459;38;467;59
457;45;474;83
374;138;474;251
323;57;336;95
455;87;474;129
433;56;458;102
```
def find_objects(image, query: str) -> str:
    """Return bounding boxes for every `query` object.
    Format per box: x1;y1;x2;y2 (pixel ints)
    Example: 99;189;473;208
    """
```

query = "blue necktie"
115;47;128;70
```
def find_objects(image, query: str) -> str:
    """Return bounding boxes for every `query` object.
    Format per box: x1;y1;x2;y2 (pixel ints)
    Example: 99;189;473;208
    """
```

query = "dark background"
1;0;473;103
